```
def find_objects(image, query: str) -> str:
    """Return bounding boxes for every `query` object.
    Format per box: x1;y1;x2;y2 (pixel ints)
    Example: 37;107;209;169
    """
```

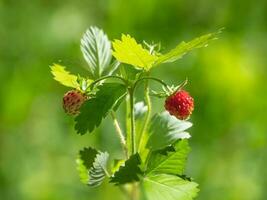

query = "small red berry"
164;90;194;120
63;90;88;115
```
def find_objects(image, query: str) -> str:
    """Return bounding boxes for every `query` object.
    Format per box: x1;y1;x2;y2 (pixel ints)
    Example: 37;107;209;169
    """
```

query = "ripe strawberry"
164;90;194;120
63;90;88;115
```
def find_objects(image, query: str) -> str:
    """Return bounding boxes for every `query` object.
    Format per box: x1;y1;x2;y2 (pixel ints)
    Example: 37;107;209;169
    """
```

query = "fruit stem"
133;76;168;89
89;75;128;89
110;111;128;158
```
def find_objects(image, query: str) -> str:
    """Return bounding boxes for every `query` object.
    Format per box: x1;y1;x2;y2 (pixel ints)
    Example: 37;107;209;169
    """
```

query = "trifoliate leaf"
75;83;127;135
146;140;190;176
112;34;158;70
142;174;199;200
110;154;143;185
50;64;80;89
89;151;109;187
155;29;222;65
81;26;116;79
76;147;110;187
146;111;192;151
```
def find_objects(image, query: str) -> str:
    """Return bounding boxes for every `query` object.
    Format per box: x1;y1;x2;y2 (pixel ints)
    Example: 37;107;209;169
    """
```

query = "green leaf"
155;29;221;65
134;101;148;119
110;154;143;185
119;64;143;83
50;64;80;89
75;83;127;135
146;140;190;176
89;151;109;187
76;147;98;184
81;26;116;79
76;147;110;187
112;34;158;70
146;111;192;151
142;174;199;200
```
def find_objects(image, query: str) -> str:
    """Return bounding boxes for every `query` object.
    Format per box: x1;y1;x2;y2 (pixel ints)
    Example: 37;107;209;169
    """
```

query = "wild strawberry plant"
50;26;220;200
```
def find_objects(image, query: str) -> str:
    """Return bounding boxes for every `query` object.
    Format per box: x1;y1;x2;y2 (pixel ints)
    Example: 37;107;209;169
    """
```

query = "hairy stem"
110;111;128;158
126;95;132;157
137;79;151;153
129;89;136;155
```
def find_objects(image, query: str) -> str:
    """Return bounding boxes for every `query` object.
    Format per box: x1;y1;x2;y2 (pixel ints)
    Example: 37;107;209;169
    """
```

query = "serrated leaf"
142;174;199;200
146;111;192;151
110;154;143;185
111;159;125;174
75;83;127;135
112;34;158;70
146;140;190;176
81;26;114;79
76;147;98;184
89;151;109;187
76;147;109;187
155;30;221;65
50;64;80;89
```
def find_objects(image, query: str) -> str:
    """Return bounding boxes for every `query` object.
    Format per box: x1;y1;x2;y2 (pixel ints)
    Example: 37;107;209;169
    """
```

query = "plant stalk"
110;111;128;158
137;79;151;153
129;89;136;155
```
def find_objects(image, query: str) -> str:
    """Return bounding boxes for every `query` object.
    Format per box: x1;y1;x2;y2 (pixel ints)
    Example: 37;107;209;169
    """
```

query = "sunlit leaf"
142;174;199;200
112;34;158;70
146;140;190;176
50;64;80;89
75;83;127;135
155;29;222;65
81;26;116;79
146;111;192;151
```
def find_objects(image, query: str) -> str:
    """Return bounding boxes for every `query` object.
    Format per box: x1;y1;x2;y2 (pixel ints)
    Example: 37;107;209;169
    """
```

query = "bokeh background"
1;0;267;199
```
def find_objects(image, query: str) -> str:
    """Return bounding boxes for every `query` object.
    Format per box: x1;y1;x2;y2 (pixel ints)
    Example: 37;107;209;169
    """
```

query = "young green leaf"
112;34;158;70
146;111;192;151
155;29;222;65
142;174;199;200
110;154;143;185
89;151;110;187
81;26;117;79
50;64;80;89
146;140;190;176
75;83;127;135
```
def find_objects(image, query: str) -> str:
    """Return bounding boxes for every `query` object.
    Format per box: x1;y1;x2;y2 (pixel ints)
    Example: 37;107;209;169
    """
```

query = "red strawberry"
63;90;88;115
164;90;194;120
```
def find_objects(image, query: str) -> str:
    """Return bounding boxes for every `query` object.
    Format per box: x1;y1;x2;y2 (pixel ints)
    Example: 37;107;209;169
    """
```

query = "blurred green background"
1;0;267;199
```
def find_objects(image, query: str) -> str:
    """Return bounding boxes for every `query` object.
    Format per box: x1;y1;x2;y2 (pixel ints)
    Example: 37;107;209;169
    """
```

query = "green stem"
129;89;136;155
126;95;132;157
137;79;152;153
110;111;128;158
89;75;127;89
133;76;168;90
